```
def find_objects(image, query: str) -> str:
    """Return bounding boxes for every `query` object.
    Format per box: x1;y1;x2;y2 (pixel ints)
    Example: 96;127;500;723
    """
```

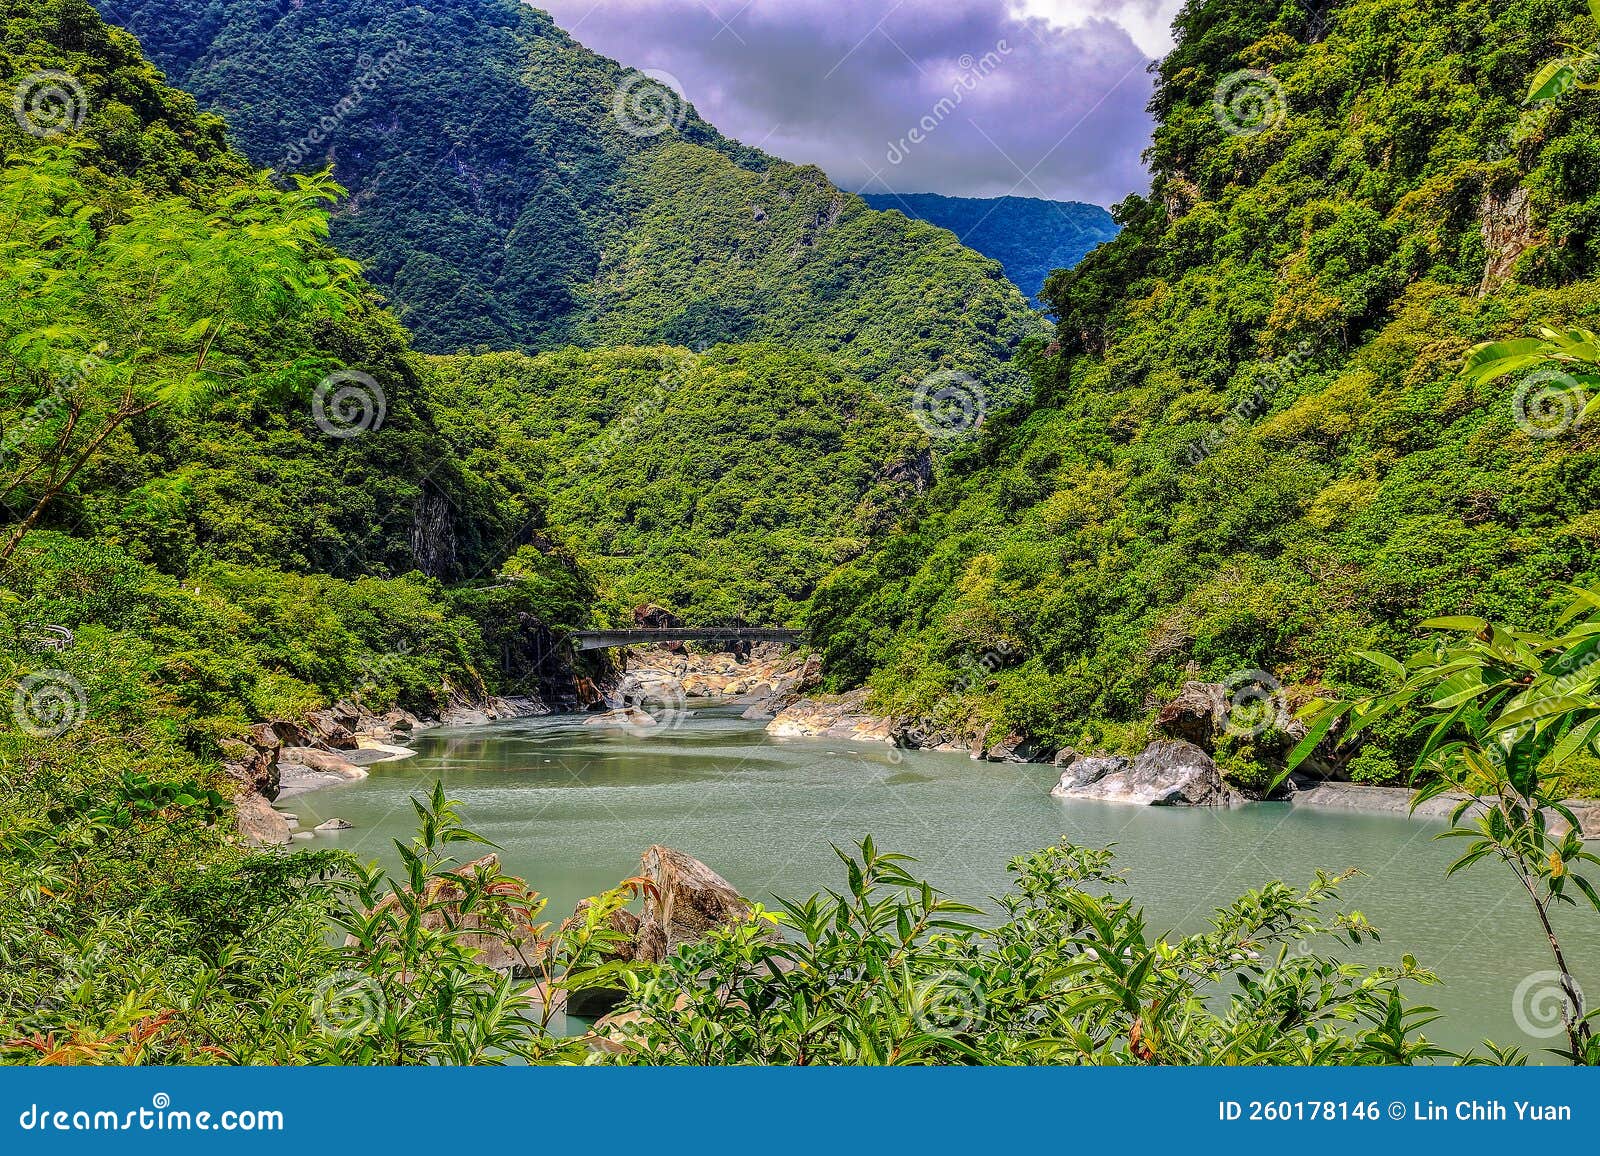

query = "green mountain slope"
812;0;1600;792
862;193;1120;300
96;0;1042;402
427;345;930;626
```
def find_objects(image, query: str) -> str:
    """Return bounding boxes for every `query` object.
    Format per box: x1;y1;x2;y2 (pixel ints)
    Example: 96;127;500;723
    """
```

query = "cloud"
535;0;1160;206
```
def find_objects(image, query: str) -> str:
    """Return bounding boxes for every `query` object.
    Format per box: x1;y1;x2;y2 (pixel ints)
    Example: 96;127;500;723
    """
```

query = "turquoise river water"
287;702;1600;1055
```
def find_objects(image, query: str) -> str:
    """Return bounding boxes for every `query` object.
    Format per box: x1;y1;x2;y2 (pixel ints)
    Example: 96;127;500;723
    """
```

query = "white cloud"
1011;0;1182;58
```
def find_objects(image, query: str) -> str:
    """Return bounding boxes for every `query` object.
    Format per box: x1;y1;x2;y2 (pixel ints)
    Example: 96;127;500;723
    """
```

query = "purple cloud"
536;0;1159;206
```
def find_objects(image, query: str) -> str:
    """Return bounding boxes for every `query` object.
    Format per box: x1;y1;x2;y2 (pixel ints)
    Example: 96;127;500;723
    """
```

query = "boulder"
1052;752;1128;792
353;853;548;977
1153;681;1226;750
585;707;658;728
636;845;751;963
1051;740;1241;807
280;747;365;776
973;728;1058;763
559;900;645;1016
305;708;358;750
235;793;292;847
314;817;354;832
766;689;895;744
276;748;369;799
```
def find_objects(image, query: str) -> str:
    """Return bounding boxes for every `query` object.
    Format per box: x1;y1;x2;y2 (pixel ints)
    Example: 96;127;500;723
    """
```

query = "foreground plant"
599;839;1442;1065
1291;587;1600;1063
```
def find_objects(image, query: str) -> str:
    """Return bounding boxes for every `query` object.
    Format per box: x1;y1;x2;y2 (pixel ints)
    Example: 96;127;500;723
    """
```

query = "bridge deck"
572;627;803;651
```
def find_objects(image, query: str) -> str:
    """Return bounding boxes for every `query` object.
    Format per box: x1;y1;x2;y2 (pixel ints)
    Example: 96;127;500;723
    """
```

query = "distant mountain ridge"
862;193;1119;300
96;0;1043;402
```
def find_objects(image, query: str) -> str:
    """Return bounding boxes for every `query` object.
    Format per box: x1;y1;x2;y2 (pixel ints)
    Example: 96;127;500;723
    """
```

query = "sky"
535;0;1185;208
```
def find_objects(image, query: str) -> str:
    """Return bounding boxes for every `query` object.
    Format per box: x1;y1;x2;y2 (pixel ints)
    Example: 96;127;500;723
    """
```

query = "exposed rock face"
766;687;895;743
1153;681;1226;751
620;643;815;718
1052;740;1241;807
1478;183;1537;295
235;792;292;847
437;695;548;729
636;844;751;964
220;722;282;799
972;728;1058;763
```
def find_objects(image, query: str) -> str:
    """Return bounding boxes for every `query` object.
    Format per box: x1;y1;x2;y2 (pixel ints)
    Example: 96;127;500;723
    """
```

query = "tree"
1289;588;1600;1063
0;145;358;562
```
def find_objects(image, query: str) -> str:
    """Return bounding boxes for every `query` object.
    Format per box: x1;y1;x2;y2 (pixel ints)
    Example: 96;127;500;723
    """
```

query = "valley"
4;0;1600;1068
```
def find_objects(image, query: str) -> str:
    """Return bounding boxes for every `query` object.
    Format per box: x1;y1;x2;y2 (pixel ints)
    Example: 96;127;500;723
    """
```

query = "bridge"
571;627;804;652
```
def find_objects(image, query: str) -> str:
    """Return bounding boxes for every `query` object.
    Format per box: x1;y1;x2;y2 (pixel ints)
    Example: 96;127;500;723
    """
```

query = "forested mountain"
95;0;1042;402
428;346;929;626
815;0;1600;794
862;193;1120;300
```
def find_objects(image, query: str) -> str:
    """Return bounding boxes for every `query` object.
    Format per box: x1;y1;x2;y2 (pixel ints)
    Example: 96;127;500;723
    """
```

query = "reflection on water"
288;702;1600;1054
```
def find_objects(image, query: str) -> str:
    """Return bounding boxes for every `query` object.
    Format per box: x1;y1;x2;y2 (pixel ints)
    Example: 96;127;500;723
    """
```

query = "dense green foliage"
98;0;1043;403
813;0;1600;790
862;193;1121;301
427;345;929;624
1292;588;1600;1060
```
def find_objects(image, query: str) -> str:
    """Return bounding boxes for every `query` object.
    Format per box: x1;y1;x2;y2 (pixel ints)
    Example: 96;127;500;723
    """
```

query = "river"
287;701;1600;1056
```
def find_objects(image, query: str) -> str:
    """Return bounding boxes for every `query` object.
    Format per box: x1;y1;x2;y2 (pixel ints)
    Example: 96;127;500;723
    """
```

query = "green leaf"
1527;59;1579;103
1419;616;1489;633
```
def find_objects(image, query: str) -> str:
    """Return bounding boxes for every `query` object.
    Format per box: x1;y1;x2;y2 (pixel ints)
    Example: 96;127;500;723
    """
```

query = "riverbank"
763;684;1600;833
